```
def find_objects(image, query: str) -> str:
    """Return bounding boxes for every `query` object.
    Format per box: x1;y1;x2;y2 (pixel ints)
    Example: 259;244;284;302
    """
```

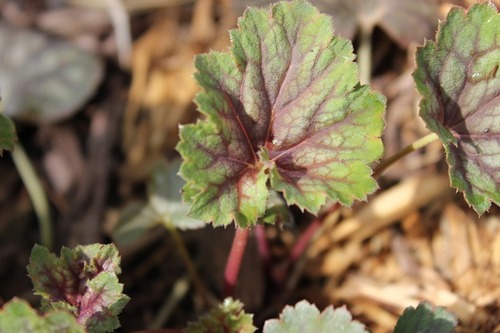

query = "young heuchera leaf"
185;298;256;333
177;0;385;226
27;244;130;333
414;2;500;214
263;300;368;333
0;298;85;333
0;113;16;155
393;302;457;333
148;159;205;230
113;159;205;247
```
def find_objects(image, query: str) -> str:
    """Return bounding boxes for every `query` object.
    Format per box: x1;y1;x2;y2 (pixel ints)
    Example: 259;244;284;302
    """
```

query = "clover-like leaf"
393;302;457;333
263;300;368;333
27;244;130;333
186;298;256;333
177;0;385;227
414;2;500;214
0;22;103;124
0;113;16;155
0;298;85;333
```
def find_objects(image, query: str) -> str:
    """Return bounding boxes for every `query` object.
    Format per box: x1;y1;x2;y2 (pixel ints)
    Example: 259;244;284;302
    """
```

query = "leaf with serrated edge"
0;113;16;155
0;298;85;333
27;244;130;333
186;298;256;333
393;302;457;333
414;2;500;214
263;300;368;333
177;0;385;226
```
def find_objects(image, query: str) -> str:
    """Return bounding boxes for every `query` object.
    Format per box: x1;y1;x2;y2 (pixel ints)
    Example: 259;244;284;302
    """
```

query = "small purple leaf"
27;244;129;333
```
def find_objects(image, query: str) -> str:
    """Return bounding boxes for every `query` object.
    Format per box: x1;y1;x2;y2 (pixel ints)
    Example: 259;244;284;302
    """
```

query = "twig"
166;225;214;307
149;276;190;329
357;25;373;85
11;141;53;250
374;132;439;177
254;224;271;267
106;0;132;68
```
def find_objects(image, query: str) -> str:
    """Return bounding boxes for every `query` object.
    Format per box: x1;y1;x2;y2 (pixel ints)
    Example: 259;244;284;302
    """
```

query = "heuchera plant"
0;244;130;333
176;0;385;227
414;2;500;214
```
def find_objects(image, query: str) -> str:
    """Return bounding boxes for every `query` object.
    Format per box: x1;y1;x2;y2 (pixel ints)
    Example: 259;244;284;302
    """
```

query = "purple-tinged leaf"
0;298;85;333
177;0;385;227
414;2;500;214
27;244;129;333
185;298;256;333
0;113;16;155
263;300;368;333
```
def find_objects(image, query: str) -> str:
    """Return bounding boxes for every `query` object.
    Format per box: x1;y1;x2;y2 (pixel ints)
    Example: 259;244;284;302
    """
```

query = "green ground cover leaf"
393;302;457;333
0;113;16;155
177;0;385;227
414;2;500;214
113;159;205;247
0;298;85;333
263;300;368;333
27;244;130;333
185;298;256;333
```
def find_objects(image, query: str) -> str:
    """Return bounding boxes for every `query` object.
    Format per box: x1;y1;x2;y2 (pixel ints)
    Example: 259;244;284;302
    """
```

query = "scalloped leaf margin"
263;300;368;333
177;0;385;227
414;2;500;214
185;298;256;333
393;302;457;333
0;298;85;333
27;243;130;333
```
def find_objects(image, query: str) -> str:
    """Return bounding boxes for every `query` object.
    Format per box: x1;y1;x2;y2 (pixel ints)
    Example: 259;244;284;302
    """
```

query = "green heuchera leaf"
177;0;385;226
185;298;256;333
0;113;16;155
263;300;368;333
27;244;130;333
414;2;500;214
393;302;457;333
0;298;85;333
148;159;206;230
